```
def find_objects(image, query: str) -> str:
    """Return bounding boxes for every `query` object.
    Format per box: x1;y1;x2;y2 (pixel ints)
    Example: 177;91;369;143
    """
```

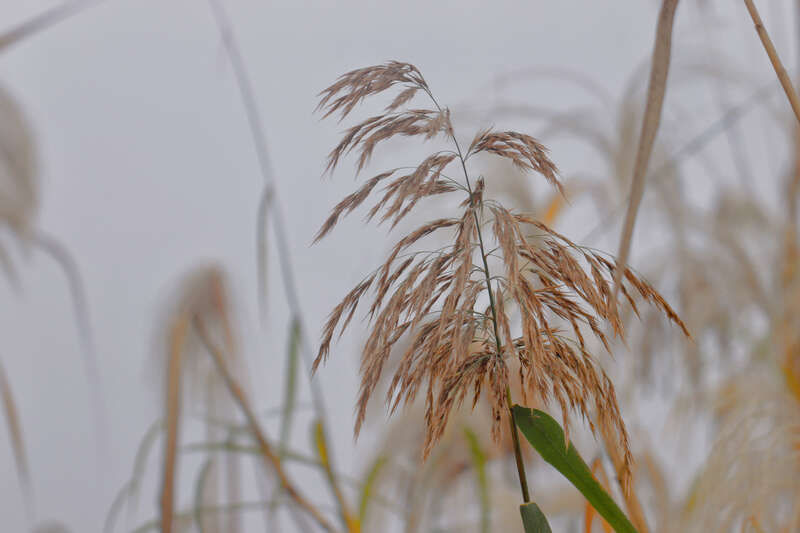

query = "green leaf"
512;405;638;533
519;502;552;533
102;480;131;533
181;441;321;468
125;420;164;523
312;419;358;530
358;455;387;524
269;317;301;518
193;457;216;532
279;317;301;456
463;427;490;533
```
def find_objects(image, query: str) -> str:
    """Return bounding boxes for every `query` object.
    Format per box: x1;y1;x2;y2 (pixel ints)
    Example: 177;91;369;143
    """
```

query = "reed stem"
194;317;336;532
743;0;800;124
423;88;531;504
204;0;335;449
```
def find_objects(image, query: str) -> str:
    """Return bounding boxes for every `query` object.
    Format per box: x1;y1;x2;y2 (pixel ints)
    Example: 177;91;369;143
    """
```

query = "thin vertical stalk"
744;0;800;123
613;0;679;303
506;389;531;503
160;314;189;533
203;4;347;527
314;420;358;531
203;0;337;469
422;88;531;503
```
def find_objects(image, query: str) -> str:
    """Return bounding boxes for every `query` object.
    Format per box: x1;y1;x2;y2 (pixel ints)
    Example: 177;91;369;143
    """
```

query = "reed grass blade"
463;427;490;533
513;406;637;533
519;502;552;533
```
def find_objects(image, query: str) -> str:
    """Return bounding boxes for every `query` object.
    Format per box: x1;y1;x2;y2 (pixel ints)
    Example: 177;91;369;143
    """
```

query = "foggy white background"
0;1;795;531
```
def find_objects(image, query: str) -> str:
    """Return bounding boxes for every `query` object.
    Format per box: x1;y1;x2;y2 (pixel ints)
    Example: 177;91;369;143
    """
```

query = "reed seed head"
313;62;688;487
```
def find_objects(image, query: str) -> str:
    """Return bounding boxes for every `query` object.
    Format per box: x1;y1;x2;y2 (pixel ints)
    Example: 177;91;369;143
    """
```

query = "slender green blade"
102;480;131;533
519;502;552;533
279;317;301;455
463;427;490;533
358;455;387;524
181;441;323;470
255;186;274;322
268;317;302;519
193;457;216;532
312;419;357;530
512;406;637;533
125;420;164;525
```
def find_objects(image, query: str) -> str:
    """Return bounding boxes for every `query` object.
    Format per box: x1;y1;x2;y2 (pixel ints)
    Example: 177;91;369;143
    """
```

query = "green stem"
506;388;530;502
424;89;531;503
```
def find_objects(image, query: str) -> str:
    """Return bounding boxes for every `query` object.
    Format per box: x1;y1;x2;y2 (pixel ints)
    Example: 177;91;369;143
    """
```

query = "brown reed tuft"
158;265;335;532
313;61;688;488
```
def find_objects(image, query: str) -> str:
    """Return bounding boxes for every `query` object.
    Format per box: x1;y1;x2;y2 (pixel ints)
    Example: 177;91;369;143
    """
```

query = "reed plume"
312;61;689;493
157;264;334;533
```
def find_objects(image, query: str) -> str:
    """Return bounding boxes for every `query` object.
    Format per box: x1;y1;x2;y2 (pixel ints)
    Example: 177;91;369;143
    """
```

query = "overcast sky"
0;1;797;531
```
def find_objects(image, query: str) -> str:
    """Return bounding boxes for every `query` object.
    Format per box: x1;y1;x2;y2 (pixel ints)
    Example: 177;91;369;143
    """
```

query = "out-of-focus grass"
4;2;800;532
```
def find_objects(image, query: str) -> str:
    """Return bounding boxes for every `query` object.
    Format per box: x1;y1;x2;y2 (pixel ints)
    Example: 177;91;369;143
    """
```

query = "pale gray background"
0;1;794;531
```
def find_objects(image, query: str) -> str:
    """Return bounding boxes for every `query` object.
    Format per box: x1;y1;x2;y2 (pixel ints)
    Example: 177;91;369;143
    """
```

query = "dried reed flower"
157;264;334;532
0;84;107;460
313;62;688;487
359;387;590;532
156;264;240;400
667;366;800;533
156;265;240;533
468;62;746;393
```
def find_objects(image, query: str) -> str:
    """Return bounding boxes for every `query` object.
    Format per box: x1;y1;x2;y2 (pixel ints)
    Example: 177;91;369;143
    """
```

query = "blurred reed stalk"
156;266;336;533
0;356;33;523
613;0;678;314
32;231;108;465
203;0;340;480
0;1;105;53
743;0;800;124
193;317;336;532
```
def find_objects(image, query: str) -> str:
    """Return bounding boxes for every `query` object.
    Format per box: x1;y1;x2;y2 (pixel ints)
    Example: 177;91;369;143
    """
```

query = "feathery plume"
313;62;688;489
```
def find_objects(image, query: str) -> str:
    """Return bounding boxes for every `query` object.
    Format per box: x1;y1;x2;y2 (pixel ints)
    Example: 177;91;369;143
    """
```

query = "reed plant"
311;61;689;530
6;1;800;531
